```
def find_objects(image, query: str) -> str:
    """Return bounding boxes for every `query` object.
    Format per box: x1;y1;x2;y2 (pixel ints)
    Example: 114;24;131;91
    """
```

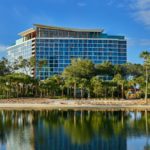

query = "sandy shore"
0;98;150;111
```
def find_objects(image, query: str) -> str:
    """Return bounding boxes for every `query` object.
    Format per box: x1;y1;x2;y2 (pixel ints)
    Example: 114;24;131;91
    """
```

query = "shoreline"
0;98;150;111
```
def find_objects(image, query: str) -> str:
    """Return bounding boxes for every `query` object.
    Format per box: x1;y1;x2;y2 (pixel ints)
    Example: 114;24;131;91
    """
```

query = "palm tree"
113;74;126;99
91;76;103;98
78;78;88;98
140;51;150;103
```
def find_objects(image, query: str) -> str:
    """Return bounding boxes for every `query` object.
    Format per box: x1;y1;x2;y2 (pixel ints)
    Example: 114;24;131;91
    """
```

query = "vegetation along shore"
0;51;150;105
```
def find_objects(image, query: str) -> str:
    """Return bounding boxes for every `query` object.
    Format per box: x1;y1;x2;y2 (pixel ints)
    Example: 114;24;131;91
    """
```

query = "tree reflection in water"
0;110;149;150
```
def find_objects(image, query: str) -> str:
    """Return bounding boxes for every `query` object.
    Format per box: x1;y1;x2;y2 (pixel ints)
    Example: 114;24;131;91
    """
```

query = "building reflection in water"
0;110;149;150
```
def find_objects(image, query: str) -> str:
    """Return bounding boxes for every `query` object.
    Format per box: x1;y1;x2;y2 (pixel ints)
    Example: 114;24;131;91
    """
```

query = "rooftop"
34;24;104;33
18;28;36;36
18;24;104;37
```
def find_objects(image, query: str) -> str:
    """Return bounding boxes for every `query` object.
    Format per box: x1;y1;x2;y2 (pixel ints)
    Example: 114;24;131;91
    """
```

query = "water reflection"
0;110;149;150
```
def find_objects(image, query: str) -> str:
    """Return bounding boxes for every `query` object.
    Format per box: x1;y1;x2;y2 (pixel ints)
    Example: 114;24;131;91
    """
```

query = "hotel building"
7;24;127;80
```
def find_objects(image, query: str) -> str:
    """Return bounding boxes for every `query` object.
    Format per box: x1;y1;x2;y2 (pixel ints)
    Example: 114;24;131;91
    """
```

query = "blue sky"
0;0;150;63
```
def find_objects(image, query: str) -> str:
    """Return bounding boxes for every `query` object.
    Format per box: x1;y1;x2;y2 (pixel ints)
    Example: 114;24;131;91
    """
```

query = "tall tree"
91;76;103;98
140;51;150;103
113;73;126;99
62;59;95;98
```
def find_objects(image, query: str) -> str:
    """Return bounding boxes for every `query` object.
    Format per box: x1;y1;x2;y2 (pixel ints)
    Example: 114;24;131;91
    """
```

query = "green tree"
113;73;126;99
95;61;114;76
140;51;150;103
62;59;95;98
17;56;29;74
0;57;10;75
91;76;103;98
122;63;143;78
78;78;88;98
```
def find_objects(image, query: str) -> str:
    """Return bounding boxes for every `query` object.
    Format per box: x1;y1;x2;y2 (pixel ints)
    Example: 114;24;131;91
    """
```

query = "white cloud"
77;2;87;7
130;0;150;27
105;0;150;27
131;0;150;10
0;45;7;52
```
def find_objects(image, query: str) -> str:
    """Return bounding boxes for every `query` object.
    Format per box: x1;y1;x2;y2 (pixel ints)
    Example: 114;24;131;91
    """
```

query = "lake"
0;110;149;150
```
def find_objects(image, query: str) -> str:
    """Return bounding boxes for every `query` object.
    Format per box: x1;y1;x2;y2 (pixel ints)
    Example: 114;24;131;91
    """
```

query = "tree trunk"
88;91;90;99
40;91;42;98
35;86;38;97
53;91;56;97
145;66;148;103
112;87;114;99
105;87;107;99
61;88;64;97
81;88;83;98
74;82;76;98
121;84;124;99
67;88;69;97
16;87;19;98
7;91;9;99
46;89;48;97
